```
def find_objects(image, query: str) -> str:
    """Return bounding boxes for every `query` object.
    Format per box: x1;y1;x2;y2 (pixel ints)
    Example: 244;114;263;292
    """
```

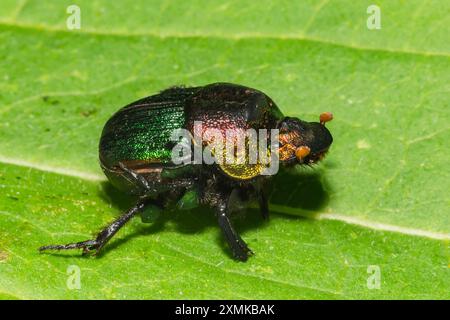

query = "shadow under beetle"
40;82;333;261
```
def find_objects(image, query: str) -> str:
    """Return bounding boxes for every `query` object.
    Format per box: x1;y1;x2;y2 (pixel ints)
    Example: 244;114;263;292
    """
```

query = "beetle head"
277;112;333;166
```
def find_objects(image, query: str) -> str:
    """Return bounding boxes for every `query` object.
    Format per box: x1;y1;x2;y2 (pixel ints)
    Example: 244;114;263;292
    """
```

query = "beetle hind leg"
39;239;100;255
39;197;150;256
118;161;154;193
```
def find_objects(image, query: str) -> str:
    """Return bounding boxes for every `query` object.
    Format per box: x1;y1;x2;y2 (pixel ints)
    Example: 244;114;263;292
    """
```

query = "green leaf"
0;0;449;299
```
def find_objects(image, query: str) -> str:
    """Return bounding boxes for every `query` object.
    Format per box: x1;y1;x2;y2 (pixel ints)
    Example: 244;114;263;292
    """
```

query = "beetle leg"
258;189;269;220
118;162;195;193
39;198;150;255
253;180;269;220
216;195;254;261
118;162;154;192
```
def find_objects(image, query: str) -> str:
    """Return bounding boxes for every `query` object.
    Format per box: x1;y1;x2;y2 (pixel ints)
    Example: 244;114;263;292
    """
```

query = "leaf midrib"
1;158;448;241
1;21;449;59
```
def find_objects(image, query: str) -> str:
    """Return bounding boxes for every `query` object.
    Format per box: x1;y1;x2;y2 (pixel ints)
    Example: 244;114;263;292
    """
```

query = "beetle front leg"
216;193;254;261
39;197;151;256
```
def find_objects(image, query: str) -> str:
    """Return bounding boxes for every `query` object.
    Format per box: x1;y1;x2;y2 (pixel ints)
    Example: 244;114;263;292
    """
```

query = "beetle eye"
279;122;290;133
295;146;310;161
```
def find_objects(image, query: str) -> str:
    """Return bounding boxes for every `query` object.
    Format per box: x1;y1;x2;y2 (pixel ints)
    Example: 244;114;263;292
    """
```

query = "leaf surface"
0;0;448;299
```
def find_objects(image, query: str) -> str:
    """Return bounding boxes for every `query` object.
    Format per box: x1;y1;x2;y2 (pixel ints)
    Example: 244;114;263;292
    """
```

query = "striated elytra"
40;83;333;261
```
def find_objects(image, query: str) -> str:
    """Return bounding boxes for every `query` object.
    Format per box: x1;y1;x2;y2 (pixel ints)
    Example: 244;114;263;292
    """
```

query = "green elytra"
99;87;194;166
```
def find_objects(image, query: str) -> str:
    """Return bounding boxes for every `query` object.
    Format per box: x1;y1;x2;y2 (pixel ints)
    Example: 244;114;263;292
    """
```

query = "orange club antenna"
320;112;333;125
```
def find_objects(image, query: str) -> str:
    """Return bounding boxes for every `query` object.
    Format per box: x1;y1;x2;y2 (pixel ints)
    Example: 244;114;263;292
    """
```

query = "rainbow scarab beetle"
40;83;333;261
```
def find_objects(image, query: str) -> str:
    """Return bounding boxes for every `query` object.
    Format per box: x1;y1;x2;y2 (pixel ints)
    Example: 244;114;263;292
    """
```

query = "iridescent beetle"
40;83;333;261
